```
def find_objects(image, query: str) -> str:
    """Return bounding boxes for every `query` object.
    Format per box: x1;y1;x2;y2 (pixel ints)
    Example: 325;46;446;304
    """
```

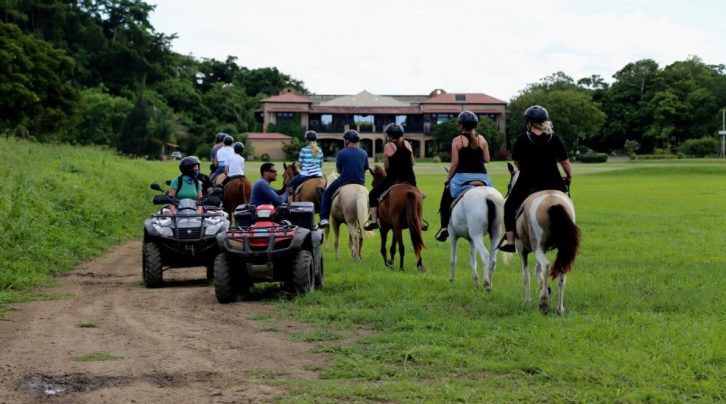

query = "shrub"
260;153;271;162
678;137;718;157
431;156;441;163
579;153;608;163
437;152;451;162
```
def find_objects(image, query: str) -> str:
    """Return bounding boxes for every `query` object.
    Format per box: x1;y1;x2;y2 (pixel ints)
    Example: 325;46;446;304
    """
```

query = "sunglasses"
265;169;278;173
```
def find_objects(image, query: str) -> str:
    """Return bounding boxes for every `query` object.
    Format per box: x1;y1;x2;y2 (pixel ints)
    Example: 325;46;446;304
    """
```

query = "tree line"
2;1;725;159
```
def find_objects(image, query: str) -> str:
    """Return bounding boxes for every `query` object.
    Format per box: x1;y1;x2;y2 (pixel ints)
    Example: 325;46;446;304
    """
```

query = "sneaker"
318;219;329;229
364;220;379;231
435;228;448;242
499;243;516;253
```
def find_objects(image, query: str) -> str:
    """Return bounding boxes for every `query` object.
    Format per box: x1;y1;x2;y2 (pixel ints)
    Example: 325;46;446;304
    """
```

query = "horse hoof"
417;265;425;273
484;282;492;292
385;260;393;268
556;307;565;316
539;303;549;314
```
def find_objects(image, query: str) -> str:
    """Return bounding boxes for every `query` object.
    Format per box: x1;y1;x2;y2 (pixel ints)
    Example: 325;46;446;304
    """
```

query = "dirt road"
0;241;324;403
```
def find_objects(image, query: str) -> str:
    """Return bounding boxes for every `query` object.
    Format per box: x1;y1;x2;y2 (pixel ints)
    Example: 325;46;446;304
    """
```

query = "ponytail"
309;141;319;157
464;129;479;149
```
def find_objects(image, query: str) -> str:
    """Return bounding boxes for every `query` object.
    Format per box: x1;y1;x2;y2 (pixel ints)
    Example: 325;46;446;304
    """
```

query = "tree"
118;88;151;156
60;86;133;145
0;21;78;138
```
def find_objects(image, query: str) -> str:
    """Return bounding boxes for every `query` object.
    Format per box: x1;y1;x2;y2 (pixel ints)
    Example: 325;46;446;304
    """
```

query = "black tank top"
387;142;416;185
456;135;487;174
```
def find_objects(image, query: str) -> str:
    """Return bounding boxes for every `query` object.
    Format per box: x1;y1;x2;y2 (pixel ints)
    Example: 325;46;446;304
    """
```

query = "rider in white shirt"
211;135;234;183
224;142;246;182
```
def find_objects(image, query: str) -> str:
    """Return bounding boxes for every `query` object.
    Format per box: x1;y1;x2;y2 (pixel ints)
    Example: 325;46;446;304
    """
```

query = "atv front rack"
220;224;307;262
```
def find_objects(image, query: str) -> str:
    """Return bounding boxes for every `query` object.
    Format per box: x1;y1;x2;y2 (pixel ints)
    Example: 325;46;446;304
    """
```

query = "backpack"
175;175;200;195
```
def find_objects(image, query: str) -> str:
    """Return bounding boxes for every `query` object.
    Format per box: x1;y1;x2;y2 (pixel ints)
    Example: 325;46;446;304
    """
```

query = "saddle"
448;181;487;212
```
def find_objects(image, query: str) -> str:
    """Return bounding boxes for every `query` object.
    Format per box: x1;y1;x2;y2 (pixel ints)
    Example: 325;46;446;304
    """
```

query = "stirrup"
499;243;516;253
364;220;379;231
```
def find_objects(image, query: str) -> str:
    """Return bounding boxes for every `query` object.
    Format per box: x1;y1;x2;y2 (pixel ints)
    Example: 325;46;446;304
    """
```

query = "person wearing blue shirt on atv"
318;130;369;228
250;163;288;207
168;156;203;213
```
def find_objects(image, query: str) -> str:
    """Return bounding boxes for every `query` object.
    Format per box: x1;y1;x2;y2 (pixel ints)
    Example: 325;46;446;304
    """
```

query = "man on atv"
250;163;288;207
168;156;204;213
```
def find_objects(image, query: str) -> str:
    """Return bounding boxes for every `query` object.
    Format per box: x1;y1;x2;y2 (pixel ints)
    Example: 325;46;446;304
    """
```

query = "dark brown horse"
282;162;326;212
370;166;425;272
223;176;251;225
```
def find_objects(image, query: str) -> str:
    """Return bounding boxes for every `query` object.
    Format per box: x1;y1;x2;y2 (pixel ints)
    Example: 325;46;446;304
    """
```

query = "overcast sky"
148;0;724;101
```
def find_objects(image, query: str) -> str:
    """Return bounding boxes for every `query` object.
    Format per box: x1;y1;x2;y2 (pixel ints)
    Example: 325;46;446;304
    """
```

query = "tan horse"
325;171;370;262
282;162;326;212
222;176;251;225
507;163;581;315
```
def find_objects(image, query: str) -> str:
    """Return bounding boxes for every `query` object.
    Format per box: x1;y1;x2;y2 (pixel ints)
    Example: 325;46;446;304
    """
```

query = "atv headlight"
152;223;174;237
204;223;223;236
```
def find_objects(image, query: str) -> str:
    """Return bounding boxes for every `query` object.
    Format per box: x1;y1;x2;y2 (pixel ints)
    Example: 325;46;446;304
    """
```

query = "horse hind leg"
534;248;550;314
380;227;392;268
556;274;566;315
394;227;405;271
520;250;531;304
472;237;491;291
449;234;459;283
468;240;481;289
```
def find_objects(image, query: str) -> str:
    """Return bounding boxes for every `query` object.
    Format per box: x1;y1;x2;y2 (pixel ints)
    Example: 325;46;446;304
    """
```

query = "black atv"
213;201;323;303
142;183;230;287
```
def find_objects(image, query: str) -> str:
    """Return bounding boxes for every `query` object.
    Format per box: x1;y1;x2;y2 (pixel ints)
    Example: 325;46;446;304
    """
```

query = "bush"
431;156;441;163
437;152;451;162
260;153;271;162
633;154;677;160
578;153;608;163
678;137;718;157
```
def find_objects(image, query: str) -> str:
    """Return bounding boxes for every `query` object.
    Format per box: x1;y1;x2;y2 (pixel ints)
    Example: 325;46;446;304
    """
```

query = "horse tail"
405;190;425;254
486;199;496;236
549;204;581;279
357;189;372;237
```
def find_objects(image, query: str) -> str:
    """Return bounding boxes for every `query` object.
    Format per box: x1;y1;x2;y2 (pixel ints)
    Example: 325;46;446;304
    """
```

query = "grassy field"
2;138;725;401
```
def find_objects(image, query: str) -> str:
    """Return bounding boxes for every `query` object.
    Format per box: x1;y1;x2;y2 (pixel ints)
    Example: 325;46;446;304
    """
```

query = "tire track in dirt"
0;241;324;403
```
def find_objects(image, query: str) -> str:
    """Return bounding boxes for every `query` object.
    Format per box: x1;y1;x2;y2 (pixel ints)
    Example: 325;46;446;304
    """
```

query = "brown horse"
223;176;251;225
282;162;326;212
369;166;425;272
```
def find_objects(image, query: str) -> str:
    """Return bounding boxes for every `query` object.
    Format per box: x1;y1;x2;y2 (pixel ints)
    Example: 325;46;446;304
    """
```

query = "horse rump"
548;204;580;279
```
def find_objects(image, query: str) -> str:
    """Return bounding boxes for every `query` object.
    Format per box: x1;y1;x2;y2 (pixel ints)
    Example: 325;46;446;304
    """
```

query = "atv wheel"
313;246;324;290
214;253;237;303
142;242;163;288
292;250;314;293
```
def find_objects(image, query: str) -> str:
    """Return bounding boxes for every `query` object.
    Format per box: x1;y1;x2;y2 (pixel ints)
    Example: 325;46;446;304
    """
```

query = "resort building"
257;88;507;158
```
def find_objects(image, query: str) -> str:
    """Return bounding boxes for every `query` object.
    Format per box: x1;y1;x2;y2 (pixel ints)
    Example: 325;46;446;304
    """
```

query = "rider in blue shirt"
250;163;288;207
318;130;369;228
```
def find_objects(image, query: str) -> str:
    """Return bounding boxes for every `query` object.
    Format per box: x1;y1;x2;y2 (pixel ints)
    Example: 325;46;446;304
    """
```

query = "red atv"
213;202;323;303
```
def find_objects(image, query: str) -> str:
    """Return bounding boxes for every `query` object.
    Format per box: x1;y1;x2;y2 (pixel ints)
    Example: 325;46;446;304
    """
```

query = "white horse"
448;186;506;291
507;163;581;315
325;171;371;262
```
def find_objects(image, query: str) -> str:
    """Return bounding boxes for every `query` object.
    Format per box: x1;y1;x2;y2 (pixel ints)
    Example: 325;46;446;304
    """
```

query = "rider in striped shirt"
286;131;324;195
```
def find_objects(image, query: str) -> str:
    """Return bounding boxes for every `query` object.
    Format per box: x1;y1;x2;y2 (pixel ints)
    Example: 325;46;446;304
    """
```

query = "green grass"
2;139;725;400
72;353;124;362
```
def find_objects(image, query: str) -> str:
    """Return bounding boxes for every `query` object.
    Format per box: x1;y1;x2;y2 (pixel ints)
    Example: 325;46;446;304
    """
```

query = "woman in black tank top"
364;123;418;231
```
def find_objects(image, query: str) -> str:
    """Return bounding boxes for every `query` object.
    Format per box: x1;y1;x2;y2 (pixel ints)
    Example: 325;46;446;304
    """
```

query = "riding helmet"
223;134;234;146
457;111;478;129
179;156;201;176
304;130;318;141
343;130;360;143
524;105;549;123
216;132;228;142
385;123;405;138
233;142;245;154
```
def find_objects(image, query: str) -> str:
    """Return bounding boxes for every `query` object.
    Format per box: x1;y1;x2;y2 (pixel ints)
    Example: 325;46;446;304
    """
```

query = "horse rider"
209;132;228;174
286;130;324;203
318;130;369;228
250;162;288;207
222;141;246;186
435;111;492;242
499;105;572;252
167;156;204;213
210;134;234;183
364;123;417;231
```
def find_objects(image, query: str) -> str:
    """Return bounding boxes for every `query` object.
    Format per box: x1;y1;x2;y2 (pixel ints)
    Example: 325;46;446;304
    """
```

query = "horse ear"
507;162;514;174
283;162;288;169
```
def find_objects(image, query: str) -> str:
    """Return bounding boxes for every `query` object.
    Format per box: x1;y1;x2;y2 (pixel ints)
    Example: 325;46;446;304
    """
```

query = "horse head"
370;165;386;187
282;162;300;186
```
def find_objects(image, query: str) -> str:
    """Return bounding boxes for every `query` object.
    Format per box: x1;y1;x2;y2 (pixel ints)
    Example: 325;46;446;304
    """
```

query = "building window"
321;114;332;125
396;115;407;126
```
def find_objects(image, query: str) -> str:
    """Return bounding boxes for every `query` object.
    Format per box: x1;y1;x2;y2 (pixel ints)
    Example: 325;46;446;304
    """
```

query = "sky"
148;0;725;101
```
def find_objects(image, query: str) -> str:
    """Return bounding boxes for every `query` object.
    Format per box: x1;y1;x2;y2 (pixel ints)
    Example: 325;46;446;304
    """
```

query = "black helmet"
179;156;200;176
223;134;234;146
233;142;245;154
343;130;360;143
457;111;478;129
385;123;404;138
304;130;318;141
524;105;549;123
216;132;228;142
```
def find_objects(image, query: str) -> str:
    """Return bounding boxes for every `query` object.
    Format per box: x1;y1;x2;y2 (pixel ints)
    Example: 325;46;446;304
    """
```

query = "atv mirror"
150;183;163;192
165;179;172;186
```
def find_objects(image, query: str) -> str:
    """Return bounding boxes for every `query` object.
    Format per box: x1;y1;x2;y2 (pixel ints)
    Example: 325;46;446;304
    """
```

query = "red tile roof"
310;106;421;114
421;93;507;105
261;93;312;103
246;132;292;140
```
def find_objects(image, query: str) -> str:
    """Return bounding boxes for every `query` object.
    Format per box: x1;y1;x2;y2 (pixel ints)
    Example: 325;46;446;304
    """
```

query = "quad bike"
213;201;323;303
142;182;230;287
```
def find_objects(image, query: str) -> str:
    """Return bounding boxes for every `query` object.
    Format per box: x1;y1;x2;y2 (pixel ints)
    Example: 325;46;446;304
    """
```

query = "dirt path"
0;241;324;403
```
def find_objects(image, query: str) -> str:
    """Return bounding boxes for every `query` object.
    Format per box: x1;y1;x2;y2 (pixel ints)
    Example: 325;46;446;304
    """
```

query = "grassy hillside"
0;138;177;305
